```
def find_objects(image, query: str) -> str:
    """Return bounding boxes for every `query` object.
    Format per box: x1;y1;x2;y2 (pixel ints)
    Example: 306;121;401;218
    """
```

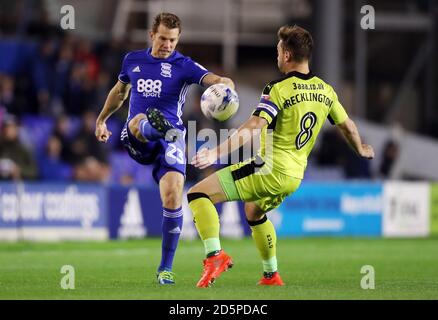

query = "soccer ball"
200;84;239;121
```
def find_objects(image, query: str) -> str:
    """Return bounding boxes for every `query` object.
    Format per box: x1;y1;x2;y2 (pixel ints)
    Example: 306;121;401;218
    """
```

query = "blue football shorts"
120;122;186;183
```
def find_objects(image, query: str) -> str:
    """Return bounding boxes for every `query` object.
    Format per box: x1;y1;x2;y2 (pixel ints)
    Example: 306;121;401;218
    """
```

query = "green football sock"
203;238;221;257
262;256;278;273
188;197;221;256
250;217;278;272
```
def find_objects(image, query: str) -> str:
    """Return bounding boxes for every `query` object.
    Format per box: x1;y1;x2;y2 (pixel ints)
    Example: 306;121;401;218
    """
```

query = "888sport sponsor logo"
137;79;162;98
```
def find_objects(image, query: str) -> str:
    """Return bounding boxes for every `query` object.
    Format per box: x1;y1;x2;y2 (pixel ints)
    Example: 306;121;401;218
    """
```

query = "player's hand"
359;144;374;159
95;122;112;143
191;148;217;169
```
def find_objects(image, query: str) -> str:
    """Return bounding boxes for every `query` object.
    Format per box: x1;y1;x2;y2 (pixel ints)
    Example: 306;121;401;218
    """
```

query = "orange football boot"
257;272;285;286
197;250;233;288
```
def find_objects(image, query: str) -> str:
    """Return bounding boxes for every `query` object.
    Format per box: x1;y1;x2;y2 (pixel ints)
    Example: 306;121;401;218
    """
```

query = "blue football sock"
158;207;183;272
139;118;164;141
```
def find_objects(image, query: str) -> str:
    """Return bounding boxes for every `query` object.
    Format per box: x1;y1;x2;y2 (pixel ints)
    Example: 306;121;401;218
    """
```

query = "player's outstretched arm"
95;81;131;143
192;115;267;169
336;118;375;159
201;73;235;90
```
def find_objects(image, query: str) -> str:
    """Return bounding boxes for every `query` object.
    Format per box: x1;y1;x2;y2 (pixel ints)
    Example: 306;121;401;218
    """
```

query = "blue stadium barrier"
276;182;383;237
0;182;107;241
0;181;430;241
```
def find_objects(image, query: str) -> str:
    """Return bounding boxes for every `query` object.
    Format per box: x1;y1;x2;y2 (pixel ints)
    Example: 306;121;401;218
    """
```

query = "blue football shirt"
118;48;210;130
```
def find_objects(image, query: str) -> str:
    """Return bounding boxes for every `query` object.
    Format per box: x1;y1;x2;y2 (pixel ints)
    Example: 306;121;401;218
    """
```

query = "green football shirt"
252;71;348;179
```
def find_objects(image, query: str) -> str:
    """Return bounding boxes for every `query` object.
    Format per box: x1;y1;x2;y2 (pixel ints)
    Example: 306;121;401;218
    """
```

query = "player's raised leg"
146;108;180;142
128;113;163;142
128;108;179;143
156;171;185;284
187;173;233;288
245;202;284;286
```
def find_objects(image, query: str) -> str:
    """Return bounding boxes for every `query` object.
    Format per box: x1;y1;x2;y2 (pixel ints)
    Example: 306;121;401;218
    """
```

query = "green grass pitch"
1;238;437;300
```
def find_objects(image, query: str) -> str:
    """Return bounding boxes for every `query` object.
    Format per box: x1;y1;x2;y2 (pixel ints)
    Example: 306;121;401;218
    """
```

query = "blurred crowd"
0;5;227;185
0;8;133;183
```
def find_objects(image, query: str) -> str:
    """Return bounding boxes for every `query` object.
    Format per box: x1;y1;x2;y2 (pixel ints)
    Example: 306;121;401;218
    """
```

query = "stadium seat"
21;114;55;154
109;151;154;186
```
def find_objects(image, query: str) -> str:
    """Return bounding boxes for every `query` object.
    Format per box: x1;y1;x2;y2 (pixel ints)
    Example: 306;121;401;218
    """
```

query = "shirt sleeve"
252;83;281;125
118;53;131;84
184;58;210;85
327;89;348;125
